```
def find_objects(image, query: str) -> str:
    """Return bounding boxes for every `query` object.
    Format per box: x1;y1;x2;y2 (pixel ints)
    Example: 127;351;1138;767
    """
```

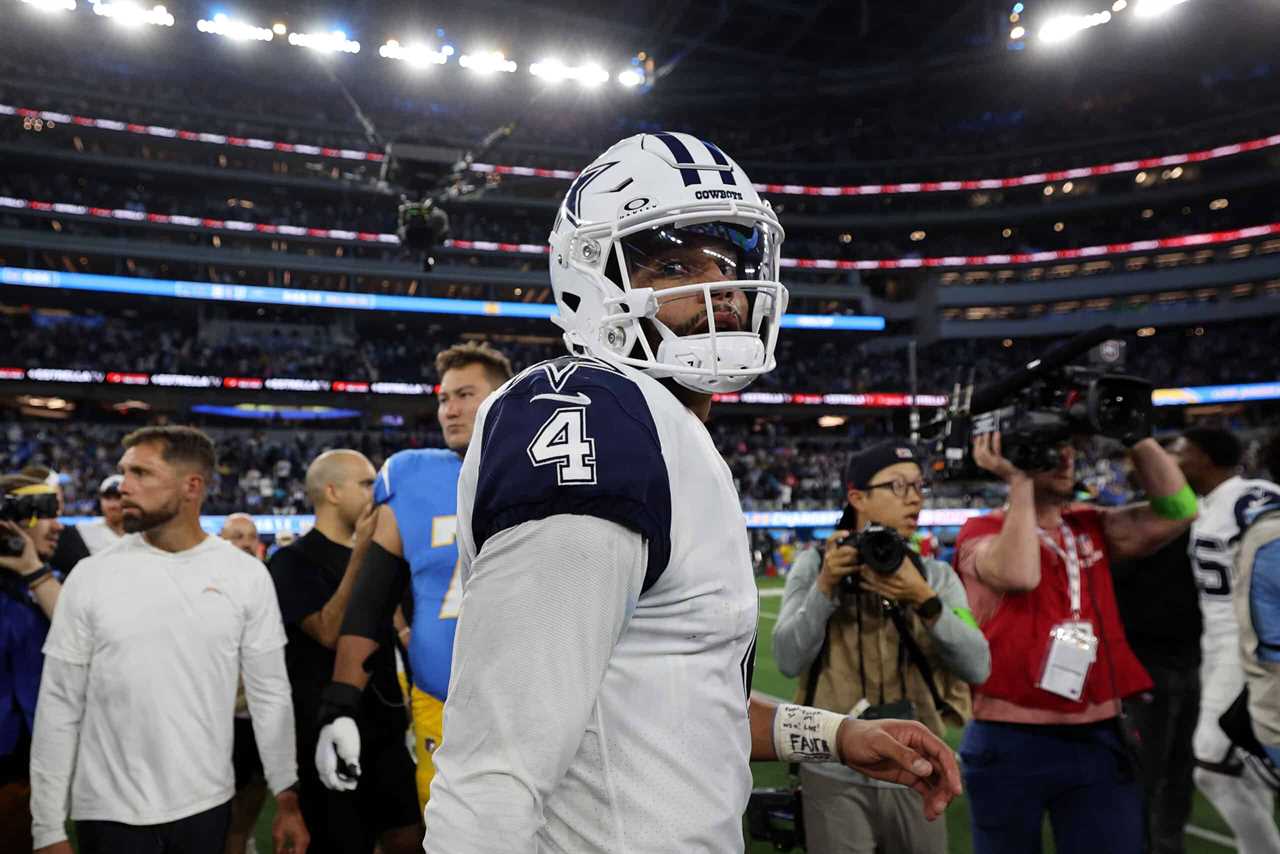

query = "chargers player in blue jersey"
412;133;961;853
314;342;514;812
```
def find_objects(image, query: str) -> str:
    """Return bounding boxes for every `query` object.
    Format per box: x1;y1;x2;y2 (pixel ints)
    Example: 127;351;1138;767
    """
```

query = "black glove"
316;681;362;732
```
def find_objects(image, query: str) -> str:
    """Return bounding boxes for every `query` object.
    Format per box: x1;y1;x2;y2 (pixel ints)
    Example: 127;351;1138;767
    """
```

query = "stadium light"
379;39;454;67
458;50;517;74
196;13;274;42
530;59;610;87
617;68;645;87
1039;10;1112;42
287;29;360;54
19;0;77;11
1134;0;1191;17
91;2;175;27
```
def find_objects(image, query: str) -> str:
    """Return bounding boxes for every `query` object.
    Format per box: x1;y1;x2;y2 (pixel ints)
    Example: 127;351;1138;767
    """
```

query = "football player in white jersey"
1173;427;1280;853
421;133;961;853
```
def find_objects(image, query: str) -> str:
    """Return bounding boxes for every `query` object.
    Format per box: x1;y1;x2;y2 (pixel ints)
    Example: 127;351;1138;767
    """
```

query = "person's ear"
848;487;869;515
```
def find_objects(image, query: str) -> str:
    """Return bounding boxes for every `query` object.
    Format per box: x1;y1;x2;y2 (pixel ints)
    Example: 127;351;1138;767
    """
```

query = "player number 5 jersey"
1193;475;1280;646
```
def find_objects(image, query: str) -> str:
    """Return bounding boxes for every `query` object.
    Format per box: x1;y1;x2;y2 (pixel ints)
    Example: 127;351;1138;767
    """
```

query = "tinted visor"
618;221;769;286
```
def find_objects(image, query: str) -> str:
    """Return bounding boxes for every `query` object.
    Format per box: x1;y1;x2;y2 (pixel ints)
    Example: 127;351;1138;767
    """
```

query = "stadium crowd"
2;165;1278;265
5;306;1280;393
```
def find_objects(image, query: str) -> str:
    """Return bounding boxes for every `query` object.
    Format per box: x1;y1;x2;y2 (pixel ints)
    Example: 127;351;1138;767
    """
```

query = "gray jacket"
772;546;990;785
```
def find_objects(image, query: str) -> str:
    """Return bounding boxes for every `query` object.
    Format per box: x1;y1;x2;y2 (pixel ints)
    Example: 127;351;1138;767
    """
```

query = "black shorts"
232;717;265;791
300;731;420;854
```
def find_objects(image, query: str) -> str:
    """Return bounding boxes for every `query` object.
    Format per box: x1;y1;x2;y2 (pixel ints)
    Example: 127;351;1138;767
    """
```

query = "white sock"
1193;764;1280;854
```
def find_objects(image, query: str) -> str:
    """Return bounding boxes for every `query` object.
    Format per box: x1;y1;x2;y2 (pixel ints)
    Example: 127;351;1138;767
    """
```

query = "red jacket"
956;505;1152;714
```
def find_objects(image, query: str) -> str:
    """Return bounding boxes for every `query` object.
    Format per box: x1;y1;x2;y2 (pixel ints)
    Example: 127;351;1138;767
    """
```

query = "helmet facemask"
587;219;788;393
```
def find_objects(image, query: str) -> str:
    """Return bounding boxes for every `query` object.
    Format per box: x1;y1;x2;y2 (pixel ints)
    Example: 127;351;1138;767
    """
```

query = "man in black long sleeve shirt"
268;450;420;854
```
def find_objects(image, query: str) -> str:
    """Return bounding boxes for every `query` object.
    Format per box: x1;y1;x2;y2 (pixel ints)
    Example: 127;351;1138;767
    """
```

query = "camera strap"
887;604;960;723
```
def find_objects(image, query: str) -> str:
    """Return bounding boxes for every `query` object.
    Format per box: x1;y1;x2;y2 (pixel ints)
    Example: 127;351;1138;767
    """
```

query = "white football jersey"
1192;476;1280;650
428;356;758;853
1191;476;1280;765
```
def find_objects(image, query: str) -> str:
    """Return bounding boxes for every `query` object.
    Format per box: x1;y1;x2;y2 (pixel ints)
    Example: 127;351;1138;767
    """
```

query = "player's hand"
973;432;1029;485
856;559;935;607
272;789;310;854
315;716;362;791
817;530;858;597
353;502;378;548
836;717;962;820
34;842;74;854
0;521;42;576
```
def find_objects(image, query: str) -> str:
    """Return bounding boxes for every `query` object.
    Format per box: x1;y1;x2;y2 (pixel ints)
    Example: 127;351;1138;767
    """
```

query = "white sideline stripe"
759;588;785;598
1184;825;1236;849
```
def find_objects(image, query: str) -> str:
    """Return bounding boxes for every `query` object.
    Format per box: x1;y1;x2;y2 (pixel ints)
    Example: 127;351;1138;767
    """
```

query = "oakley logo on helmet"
623;197;651;211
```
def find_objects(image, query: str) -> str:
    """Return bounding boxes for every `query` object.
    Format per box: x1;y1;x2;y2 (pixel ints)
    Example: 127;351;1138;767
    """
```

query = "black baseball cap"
837;441;921;530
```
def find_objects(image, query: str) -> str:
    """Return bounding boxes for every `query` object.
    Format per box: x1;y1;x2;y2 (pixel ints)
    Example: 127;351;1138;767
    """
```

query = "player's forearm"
331;634;378;690
337;541;410;641
27;572;62;620
748;697;782;760
29;658;88;848
1130;437;1192;500
241;647;299;795
975;478;1041;592
311;536;374;648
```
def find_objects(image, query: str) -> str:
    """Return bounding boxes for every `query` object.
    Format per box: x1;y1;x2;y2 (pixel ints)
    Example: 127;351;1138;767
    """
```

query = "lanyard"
1038;522;1083;619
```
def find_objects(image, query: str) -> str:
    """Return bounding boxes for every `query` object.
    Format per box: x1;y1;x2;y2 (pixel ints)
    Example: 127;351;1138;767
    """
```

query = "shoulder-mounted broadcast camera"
927;326;1152;478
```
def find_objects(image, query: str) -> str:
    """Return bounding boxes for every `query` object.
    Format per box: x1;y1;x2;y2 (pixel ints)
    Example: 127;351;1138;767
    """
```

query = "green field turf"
230;581;1248;853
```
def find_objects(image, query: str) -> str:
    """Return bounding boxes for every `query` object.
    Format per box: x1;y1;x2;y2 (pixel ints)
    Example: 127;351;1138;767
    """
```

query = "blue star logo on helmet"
563;160;618;225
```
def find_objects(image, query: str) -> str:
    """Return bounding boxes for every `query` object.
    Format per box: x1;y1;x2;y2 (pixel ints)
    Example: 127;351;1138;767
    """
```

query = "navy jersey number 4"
527;407;597;485
472;357;673;591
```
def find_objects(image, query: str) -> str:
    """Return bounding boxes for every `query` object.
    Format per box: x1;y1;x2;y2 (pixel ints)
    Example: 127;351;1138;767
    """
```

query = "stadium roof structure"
273;0;1278;96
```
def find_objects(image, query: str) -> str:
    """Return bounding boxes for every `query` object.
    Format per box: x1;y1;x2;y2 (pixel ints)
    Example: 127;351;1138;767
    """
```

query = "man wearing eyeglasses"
773;442;990;854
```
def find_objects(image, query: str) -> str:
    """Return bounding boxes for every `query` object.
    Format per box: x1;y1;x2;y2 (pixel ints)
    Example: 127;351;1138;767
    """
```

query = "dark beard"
122;500;181;533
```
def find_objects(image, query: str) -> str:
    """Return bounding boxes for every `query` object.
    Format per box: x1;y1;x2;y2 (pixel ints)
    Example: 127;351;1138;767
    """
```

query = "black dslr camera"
930;326;1152;477
837;524;910;593
1;490;59;557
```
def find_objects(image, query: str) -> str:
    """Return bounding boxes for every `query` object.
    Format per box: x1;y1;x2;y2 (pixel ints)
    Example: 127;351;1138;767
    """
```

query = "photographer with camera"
774;442;990;853
1;474;66;852
954;429;1196;854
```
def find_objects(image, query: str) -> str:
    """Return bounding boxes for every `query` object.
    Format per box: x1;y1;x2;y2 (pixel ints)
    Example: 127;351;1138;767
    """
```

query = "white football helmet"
548;132;788;393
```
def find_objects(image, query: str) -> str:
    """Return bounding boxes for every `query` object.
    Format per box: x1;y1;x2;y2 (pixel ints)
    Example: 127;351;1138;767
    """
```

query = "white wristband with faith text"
773;704;846;763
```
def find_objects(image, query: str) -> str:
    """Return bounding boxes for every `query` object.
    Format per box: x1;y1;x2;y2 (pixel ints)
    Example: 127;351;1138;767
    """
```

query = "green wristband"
1150;484;1197;520
951;607;980;631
